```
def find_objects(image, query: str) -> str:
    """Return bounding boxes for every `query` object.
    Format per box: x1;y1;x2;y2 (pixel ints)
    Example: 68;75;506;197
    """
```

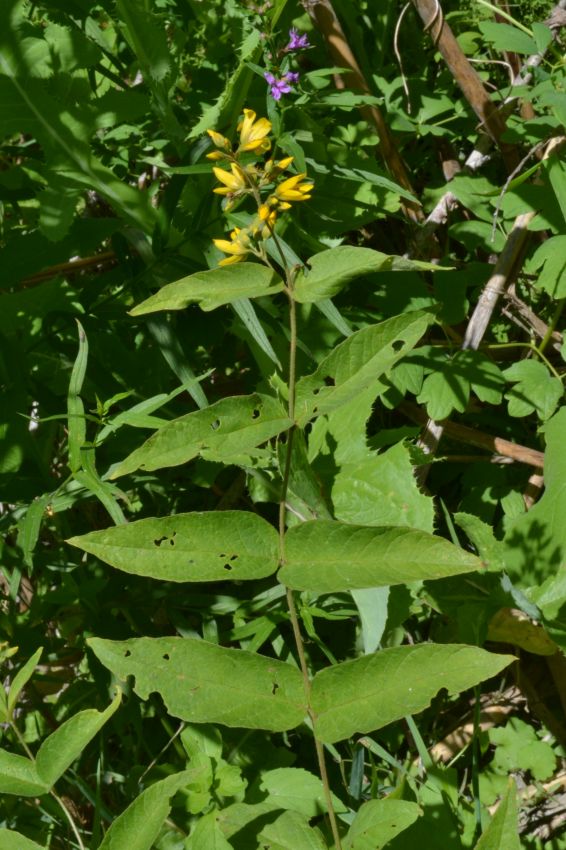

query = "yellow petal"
207;129;230;149
219;253;246;266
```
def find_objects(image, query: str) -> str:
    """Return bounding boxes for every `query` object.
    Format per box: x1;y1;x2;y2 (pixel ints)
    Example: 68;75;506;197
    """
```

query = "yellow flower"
237;109;272;153
212;163;249;196
213;227;251;265
207;129;231;150
275;173;314;203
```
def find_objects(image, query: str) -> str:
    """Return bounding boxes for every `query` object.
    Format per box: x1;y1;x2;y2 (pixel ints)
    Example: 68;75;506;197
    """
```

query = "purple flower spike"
286;27;310;51
264;71;299;101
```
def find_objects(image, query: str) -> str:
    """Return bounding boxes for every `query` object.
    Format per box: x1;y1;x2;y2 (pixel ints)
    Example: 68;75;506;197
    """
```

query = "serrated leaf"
99;771;195;850
332;442;434;531
280;521;482;593
258;810;328;850
311;644;515;743
130;264;284;315
474;780;520;850
295;310;435;425
344;799;421;850
490;718;555;781
503;408;566;586
88;637;306;732
187;811;234;850
0;751;46;797
68;511;279;582
0;829;46;850
526;235;566;299
503;360;562;420
110;393;291;478
35;691;121;789
293;247;442;303
252;768;346;817
454;513;507;570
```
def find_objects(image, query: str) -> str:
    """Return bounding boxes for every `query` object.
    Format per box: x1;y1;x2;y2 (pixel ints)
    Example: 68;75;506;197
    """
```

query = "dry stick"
304;0;424;223
15;251;117;290
416;136;565;481
411;0;518;170
401;401;544;468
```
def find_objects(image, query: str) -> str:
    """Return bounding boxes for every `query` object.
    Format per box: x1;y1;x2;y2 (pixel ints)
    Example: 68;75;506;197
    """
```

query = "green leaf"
130;264;284;315
332;442;434;531
232;298;282;368
7;648;43;715
187;811;234;850
454;513;508;571
344;799;421;850
0;751;46;797
489;718;555;781
68;511;279;582
311;644;515;743
504;408;566;582
109;394;291;478
474;780;520;850
503;360;562;420
88;637;306;732
99;771;195;850
295;310;435;425
252;768;346;817
293;247;441;303
115;0;170;82
280;521;483;593
478;21;538;54
67;320;87;474
258;811;328;850
526;236;566;299
0;829;46;850
35;691;121;789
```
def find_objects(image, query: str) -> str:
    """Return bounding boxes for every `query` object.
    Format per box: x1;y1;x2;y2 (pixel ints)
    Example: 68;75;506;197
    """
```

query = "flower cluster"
263;27;310;102
207;109;313;266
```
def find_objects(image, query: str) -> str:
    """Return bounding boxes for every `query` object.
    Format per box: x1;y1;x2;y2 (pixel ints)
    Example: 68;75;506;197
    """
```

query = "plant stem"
278;281;343;850
538;297;565;357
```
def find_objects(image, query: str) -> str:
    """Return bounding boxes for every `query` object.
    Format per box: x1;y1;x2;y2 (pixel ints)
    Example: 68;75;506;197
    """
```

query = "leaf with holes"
293;246;442;303
279;521;483;593
68;511;279;582
343;799;421;849
294;310;435;426
311;644;515;743
88;637;306;732
129;264;284;315
110;393;290;478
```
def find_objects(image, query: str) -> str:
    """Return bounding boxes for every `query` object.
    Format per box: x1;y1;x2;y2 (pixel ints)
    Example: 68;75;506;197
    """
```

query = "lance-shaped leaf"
130;264;284;315
280;521;483;593
68;511;279;583
295;310;435;425
0;829;47;850
474;779;520;850
88;637;306;732
98;770;197;850
294;246;443;304
35;691;121;789
343;799;421;850
0;752;46;797
110;393;290;478
311;644;514;743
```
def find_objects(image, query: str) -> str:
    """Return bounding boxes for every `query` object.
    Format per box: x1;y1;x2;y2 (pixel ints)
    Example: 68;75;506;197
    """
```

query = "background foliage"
0;0;565;847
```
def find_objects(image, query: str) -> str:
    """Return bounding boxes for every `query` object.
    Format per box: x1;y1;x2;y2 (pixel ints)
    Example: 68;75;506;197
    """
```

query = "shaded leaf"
344;799;421;850
258;810;328;850
88;637;306;732
474;780;520;850
130;264;284;315
293;247;441;303
311;644;514;742
0;751;46;797
110;393;291;478
504;360;562;420
0;829;46;850
68;511;279;583
7;648;43;715
99;771;195;850
280;521;483;593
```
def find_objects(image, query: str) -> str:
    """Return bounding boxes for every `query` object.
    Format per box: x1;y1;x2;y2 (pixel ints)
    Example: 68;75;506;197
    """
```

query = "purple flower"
286;28;310;51
264;71;299;101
